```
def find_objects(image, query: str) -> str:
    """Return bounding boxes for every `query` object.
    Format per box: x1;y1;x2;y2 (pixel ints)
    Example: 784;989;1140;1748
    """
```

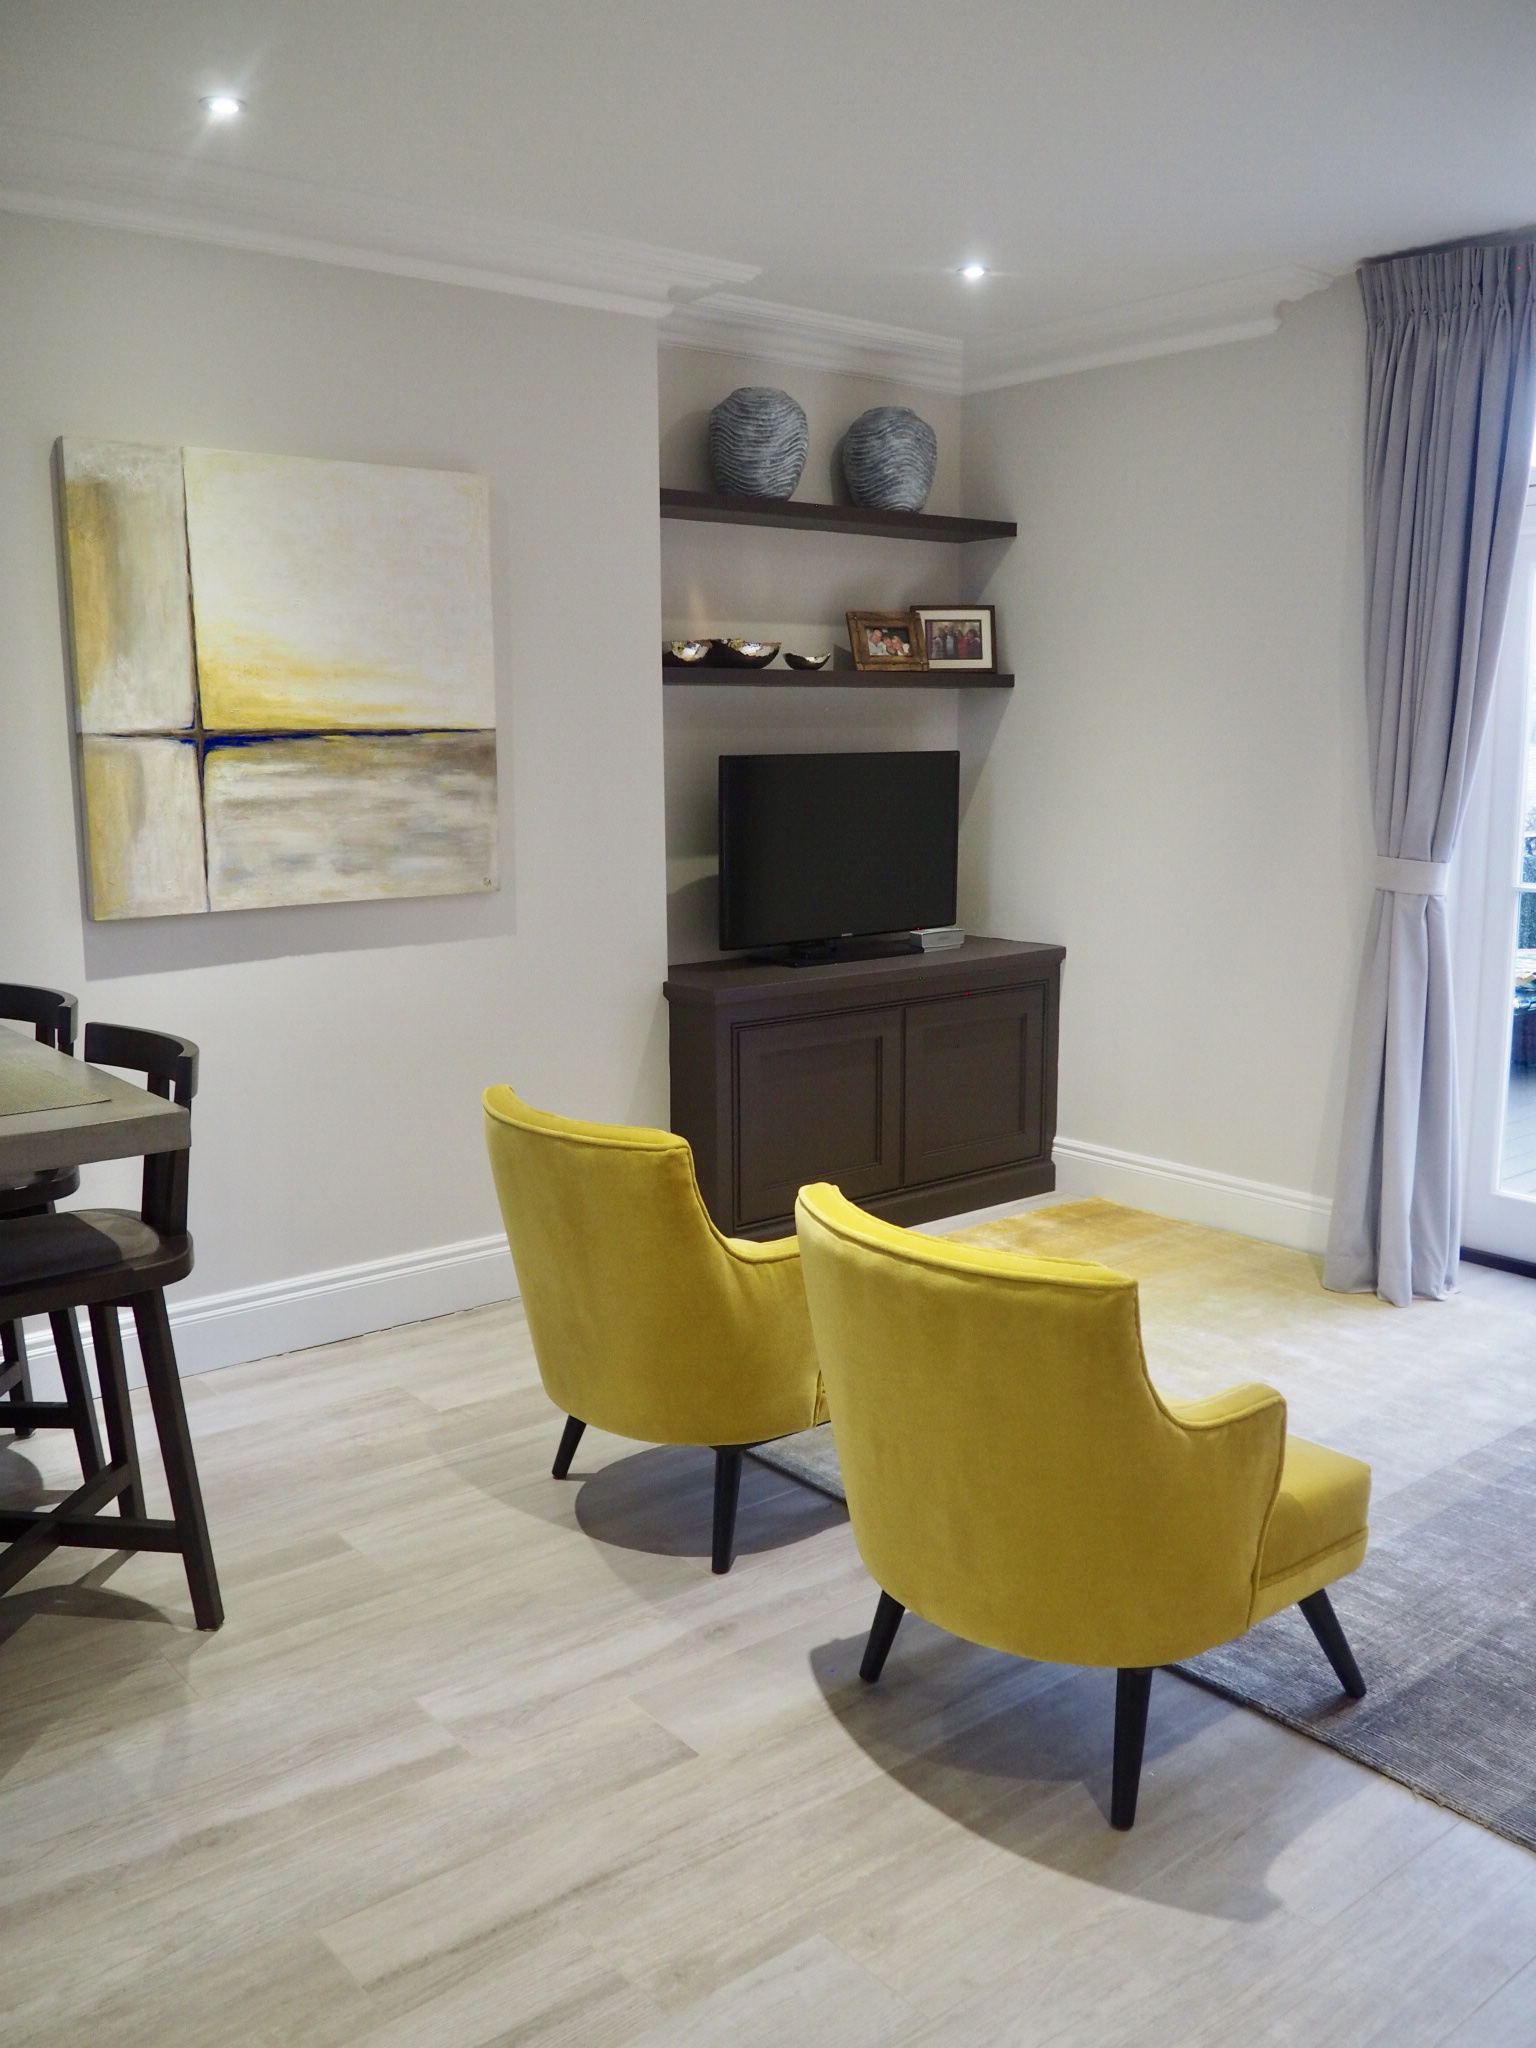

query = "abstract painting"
58;440;498;919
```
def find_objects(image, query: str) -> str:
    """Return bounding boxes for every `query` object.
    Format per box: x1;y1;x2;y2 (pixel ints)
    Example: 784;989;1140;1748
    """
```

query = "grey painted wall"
962;279;1374;1209
0;212;668;1310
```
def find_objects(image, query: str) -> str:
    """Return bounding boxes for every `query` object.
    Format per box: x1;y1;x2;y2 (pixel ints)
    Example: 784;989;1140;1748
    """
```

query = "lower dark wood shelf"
663;668;1014;690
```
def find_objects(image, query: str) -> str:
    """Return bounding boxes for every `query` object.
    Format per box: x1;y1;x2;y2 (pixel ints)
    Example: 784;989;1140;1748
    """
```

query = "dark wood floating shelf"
660;488;1017;545
663;667;1014;690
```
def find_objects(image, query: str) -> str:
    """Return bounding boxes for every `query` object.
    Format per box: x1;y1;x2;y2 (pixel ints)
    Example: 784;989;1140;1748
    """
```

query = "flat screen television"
718;750;959;962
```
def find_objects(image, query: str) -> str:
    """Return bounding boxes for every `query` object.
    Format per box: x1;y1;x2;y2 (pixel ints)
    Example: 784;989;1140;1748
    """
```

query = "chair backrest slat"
82;1023;198;1105
0;983;78;1055
82;1024;199;1233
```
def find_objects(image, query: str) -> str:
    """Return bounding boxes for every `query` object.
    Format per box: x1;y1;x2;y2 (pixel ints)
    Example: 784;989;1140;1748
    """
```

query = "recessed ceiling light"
200;93;245;120
959;262;988;282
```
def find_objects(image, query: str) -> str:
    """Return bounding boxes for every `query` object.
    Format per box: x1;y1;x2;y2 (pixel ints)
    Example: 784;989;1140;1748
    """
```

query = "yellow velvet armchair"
483;1086;825;1571
794;1183;1371;1828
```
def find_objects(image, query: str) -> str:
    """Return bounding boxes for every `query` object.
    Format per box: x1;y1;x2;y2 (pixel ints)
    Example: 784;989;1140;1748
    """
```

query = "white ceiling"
4;0;1536;385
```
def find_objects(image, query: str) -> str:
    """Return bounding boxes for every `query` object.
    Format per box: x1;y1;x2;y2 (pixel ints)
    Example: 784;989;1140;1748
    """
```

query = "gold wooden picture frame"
846;610;927;672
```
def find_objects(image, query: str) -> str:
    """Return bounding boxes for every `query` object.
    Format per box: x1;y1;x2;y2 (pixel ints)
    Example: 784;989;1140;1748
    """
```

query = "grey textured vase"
842;406;938;512
707;387;809;499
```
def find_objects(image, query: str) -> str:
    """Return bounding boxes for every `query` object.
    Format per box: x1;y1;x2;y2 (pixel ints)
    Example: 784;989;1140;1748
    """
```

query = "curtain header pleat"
1360;244;1536;331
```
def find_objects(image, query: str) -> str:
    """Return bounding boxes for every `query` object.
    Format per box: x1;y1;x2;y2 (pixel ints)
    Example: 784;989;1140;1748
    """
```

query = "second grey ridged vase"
842;406;938;512
707;387;809;499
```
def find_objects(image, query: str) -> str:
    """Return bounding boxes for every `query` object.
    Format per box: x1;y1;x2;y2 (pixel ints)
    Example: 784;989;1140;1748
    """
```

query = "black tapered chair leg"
2;1319;36;1437
712;1446;745;1574
50;1308;105;1479
131;1291;222;1631
1299;1589;1366;1699
860;1590;906;1683
88;1303;145;1520
551;1414;586;1479
1111;1667;1154;1830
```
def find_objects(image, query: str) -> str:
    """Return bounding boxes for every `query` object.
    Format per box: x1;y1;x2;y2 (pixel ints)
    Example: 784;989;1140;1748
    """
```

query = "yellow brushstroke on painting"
57;440;196;734
81;737;208;920
61;474;122;723
182;445;496;733
195;633;473;731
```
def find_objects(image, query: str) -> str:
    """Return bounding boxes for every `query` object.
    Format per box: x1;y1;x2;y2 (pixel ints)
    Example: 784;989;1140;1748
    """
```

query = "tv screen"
718;750;959;954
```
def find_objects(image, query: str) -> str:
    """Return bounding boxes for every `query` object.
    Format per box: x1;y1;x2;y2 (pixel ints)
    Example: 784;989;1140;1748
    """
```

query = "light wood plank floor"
3;1207;1536;2045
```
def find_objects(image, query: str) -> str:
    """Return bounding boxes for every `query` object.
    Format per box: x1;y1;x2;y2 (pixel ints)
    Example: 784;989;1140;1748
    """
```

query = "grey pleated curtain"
1325;241;1536;1304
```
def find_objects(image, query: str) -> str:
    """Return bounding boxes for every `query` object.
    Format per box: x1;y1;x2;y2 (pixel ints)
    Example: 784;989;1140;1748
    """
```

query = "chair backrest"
83;1024;198;1105
83;1024;198;1234
794;1183;1286;1669
482;1084;817;1446
0;982;78;1054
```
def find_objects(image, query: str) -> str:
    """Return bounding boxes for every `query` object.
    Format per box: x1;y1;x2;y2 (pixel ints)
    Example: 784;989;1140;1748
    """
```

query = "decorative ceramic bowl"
715;639;781;669
784;650;831;671
664;639;716;666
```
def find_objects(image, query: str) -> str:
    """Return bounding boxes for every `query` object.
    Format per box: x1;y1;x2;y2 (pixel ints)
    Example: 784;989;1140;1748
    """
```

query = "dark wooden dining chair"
0;1025;222;1630
0;983;105;1482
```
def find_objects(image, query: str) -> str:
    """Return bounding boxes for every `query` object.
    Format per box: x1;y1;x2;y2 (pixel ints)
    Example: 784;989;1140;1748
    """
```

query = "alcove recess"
659;480;1016;964
660;488;1016;688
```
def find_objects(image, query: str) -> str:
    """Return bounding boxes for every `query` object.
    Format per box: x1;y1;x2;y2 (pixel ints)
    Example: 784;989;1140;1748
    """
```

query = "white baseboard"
916;1140;1330;1251
19;1233;517;1397
1050;1136;1331;1252
12;1139;1327;1402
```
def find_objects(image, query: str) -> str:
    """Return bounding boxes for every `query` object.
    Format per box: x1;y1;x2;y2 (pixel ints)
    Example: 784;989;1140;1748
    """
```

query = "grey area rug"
750;1420;1536;1852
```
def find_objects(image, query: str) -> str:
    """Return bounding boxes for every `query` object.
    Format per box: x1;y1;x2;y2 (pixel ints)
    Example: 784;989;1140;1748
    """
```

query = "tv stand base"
664;936;1064;1238
745;934;920;969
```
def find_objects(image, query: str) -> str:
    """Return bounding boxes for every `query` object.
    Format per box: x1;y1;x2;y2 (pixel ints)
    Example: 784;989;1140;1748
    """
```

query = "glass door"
1460;479;1536;1262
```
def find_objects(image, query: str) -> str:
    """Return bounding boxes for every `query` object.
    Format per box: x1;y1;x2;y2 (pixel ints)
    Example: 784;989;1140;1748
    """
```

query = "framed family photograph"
914;605;995;671
847;610;926;672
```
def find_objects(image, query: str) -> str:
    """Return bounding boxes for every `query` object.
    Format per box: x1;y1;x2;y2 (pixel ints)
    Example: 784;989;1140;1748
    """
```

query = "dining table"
0;1020;189;1178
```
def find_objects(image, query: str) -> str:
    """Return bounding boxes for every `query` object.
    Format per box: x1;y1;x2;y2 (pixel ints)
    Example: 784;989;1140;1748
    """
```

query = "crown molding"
0;128;1337;379
0;122;758;318
657;267;1337;395
962;267;1336;390
660;292;965;394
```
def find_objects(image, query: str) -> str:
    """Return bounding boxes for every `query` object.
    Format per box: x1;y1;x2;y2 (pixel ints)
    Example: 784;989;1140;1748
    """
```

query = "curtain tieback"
1376;856;1450;895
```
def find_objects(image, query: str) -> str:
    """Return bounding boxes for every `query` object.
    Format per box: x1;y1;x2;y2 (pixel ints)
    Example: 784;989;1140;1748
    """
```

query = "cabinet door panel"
735;1007;903;1227
904;984;1045;1184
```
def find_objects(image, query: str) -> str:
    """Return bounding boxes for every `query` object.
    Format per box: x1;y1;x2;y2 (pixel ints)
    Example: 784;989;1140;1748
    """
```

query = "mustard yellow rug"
752;1198;1536;1848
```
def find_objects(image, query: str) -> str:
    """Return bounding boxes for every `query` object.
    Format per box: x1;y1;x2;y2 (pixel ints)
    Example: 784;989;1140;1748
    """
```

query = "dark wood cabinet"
664;937;1063;1239
735;1006;904;1225
903;983;1046;1185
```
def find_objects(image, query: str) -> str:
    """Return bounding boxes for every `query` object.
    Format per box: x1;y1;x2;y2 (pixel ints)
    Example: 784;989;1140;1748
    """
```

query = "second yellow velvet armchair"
795;1182;1372;1827
483;1086;825;1571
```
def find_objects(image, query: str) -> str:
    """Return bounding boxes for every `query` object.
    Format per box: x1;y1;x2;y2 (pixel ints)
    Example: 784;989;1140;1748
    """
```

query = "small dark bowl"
714;638;781;669
664;639;716;666
783;650;831;671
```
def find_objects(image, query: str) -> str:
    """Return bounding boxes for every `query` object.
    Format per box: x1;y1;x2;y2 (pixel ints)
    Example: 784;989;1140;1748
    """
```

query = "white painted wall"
961;280;1374;1245
0;212;668;1371
657;346;979;962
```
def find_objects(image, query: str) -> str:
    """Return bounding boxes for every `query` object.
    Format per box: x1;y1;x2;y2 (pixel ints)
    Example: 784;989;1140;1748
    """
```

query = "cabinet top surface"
664;935;1064;1006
